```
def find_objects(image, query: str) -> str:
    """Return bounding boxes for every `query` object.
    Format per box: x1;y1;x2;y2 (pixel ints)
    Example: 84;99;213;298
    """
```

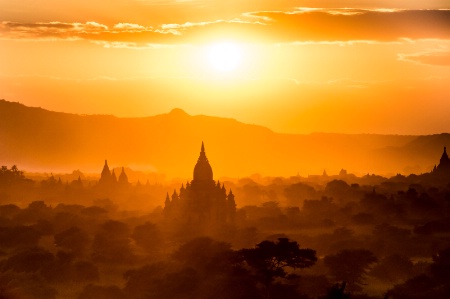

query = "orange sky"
0;1;449;134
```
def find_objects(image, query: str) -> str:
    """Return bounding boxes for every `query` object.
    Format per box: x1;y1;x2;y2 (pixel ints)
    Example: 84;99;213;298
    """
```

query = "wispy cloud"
1;9;449;46
113;23;149;31
0;21;110;40
399;51;450;66
248;9;450;42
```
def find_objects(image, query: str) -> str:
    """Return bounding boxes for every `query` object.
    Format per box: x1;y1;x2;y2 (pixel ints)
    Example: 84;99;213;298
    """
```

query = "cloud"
248;9;450;42
0;19;264;45
91;41;188;49
113;23;148;31
0;21;111;40
0;21;174;44
1;9;449;46
399;51;450;66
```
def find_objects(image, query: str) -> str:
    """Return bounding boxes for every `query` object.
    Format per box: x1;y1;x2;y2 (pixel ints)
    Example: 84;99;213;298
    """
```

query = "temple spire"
193;141;213;181
118;167;129;185
102;160;109;172
440;146;449;163
99;159;112;185
198;141;207;160
435;146;450;173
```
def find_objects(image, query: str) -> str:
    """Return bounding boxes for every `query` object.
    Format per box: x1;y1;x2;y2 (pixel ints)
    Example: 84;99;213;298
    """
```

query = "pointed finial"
445;146;447;153
201;141;205;153
105;160;108;166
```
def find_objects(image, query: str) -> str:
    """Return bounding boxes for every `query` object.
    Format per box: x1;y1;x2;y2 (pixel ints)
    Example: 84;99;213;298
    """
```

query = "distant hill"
0;99;448;178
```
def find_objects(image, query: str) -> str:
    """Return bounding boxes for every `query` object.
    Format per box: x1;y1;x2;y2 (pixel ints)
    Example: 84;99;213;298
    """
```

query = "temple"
98;160;129;188
163;142;236;234
432;146;450;174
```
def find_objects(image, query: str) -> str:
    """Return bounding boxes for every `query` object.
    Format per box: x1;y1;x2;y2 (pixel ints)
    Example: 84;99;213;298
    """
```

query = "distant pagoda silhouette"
432;146;450;174
98;160;129;189
163;142;236;234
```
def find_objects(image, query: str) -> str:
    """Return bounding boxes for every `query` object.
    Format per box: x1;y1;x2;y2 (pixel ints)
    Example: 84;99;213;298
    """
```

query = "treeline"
1;165;450;298
0;199;449;298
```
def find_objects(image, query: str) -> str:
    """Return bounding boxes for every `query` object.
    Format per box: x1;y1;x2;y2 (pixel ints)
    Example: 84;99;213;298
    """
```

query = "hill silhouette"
0;99;449;178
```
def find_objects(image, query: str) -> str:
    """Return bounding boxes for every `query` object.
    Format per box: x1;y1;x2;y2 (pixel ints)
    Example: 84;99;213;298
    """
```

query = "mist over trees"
0;145;450;298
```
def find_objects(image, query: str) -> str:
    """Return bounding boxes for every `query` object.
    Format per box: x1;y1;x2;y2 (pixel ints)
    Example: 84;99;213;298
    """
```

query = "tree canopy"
240;238;317;285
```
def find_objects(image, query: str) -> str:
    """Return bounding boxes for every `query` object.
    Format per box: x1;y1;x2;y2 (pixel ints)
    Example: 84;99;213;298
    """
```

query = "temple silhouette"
432;146;450;174
98;160;129;189
163;142;236;235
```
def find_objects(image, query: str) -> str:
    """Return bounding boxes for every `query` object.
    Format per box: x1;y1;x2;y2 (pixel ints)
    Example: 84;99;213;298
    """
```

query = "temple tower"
163;142;236;234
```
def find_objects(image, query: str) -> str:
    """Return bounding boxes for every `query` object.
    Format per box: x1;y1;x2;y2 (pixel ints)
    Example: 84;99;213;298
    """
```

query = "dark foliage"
77;284;125;299
369;254;414;283
0;271;57;299
54;226;90;256
240;238;317;286
0;225;42;249
173;237;238;274
1;247;54;273
324;249;377;292
0;165;26;186
124;263;200;299
91;220;135;263
389;247;450;299
131;221;163;254
321;282;351;299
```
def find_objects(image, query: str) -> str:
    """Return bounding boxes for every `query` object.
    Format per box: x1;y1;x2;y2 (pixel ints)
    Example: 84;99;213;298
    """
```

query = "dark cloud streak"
251;9;450;42
1;10;449;45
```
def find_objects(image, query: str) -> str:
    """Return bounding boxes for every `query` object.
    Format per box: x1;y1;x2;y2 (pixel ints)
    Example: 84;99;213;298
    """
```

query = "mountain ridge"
0;99;448;178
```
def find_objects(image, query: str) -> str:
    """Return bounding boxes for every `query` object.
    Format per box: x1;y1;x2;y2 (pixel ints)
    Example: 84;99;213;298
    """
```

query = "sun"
207;42;242;72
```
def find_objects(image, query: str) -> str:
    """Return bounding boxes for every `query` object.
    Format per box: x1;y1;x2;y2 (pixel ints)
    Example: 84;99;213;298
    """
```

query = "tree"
0;271;57;299
324;249;377;292
71;261;100;282
124;263;200;299
78;284;125;299
369;254;414;283
91;220;134;263
320;282;351;299
284;183;317;206
124;263;168;299
430;247;450;282
173;237;237;274
0;204;21;219
131;222;163;255
0;165;25;186
0;226;42;249
40;251;99;284
15;201;53;223
240;238;317;286
54;226;90;256
388;247;450;299
1;247;54;273
324;180;350;196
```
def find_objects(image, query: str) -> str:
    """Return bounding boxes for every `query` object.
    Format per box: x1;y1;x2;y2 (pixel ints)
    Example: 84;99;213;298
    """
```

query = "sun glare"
207;42;242;72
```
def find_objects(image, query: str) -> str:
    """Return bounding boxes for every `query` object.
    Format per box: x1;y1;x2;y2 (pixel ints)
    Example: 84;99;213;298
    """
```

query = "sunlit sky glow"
0;0;449;134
